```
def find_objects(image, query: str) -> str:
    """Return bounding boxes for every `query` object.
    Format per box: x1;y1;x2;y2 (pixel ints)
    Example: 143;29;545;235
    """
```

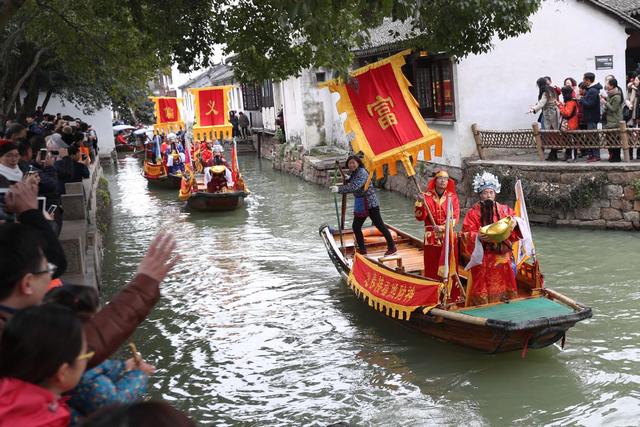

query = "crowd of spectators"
530;72;640;163
0;112;97;235
0;111;194;425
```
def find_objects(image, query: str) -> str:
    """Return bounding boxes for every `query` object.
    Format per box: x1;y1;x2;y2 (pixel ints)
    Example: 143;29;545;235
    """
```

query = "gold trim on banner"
348;254;442;321
321;50;443;178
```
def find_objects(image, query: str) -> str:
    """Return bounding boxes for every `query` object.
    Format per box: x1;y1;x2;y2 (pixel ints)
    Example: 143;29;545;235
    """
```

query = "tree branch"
3;47;46;117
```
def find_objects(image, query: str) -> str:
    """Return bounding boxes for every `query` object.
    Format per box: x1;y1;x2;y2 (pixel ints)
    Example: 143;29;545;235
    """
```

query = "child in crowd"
0;304;90;427
44;285;155;424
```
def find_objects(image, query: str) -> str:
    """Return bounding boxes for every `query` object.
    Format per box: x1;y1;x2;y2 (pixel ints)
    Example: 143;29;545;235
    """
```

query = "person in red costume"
200;141;213;167
461;172;521;306
205;165;233;193
414;170;460;280
115;131;127;145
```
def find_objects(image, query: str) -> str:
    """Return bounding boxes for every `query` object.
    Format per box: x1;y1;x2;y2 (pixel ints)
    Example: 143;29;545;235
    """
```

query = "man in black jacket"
54;145;89;194
579;72;603;162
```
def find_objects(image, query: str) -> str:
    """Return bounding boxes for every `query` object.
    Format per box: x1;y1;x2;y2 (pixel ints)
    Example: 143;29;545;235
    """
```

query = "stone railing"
472;122;640;161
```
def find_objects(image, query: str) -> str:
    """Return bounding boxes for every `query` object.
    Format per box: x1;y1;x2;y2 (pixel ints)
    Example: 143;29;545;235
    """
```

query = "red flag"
230;142;239;187
197;88;225;127
157;98;180;123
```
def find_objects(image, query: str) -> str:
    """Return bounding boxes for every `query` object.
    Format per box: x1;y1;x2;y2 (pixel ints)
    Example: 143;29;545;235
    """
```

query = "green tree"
1;0;541;122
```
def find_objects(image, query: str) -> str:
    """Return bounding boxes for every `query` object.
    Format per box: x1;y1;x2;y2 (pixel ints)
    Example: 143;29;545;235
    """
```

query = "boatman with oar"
414;170;460;280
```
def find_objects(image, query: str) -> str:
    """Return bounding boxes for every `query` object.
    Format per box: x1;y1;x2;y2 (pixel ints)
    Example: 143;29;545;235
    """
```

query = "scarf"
0;163;24;182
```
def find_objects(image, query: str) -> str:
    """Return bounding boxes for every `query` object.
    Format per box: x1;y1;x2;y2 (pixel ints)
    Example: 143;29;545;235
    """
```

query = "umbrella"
133;129;147;135
113;124;135;131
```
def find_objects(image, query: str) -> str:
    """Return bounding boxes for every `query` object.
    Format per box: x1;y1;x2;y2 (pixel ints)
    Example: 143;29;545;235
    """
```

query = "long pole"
410;174;437;227
335;161;347;230
332;167;345;251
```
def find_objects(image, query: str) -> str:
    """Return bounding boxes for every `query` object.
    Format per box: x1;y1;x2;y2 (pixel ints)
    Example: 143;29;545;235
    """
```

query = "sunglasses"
76;350;95;361
32;262;57;276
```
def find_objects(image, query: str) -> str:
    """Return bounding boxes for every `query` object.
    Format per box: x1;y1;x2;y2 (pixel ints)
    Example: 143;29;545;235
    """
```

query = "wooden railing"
471;122;640;161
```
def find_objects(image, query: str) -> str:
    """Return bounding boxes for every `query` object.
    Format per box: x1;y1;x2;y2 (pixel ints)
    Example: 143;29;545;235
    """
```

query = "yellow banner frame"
187;85;234;141
322;49;443;178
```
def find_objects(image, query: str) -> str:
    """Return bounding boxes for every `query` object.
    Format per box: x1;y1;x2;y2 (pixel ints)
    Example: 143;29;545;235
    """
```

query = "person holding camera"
53;145;89;194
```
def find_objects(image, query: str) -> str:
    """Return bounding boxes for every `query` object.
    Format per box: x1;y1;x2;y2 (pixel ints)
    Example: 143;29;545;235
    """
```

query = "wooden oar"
332;166;345;251
335;161;347;230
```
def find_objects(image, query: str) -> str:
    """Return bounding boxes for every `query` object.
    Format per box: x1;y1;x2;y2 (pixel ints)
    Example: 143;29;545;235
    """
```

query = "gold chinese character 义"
205;100;218;116
164;107;175;120
366;95;398;130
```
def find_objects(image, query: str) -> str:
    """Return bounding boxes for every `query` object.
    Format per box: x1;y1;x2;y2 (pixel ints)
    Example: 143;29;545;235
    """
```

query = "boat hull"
186;191;247;211
115;144;136;153
144;174;182;190
319;224;591;353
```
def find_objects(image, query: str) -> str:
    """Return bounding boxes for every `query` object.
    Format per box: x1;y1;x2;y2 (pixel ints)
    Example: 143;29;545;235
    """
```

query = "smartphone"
37;197;46;213
50;150;59;156
47;204;58;215
39;148;47;161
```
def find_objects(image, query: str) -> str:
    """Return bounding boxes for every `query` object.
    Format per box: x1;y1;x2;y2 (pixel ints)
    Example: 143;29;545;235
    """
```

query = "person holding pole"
330;155;397;256
414;170;460;280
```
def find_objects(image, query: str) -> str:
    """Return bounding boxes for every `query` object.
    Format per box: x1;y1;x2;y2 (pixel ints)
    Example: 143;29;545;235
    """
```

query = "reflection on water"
101;156;640;426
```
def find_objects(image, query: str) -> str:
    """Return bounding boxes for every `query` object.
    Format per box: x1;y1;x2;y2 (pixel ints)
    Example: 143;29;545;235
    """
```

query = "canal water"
102;156;640;426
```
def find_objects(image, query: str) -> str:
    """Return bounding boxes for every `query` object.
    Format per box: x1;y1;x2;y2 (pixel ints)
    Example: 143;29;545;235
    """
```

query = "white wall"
38;94;115;156
280;69;349;149
448;0;629;165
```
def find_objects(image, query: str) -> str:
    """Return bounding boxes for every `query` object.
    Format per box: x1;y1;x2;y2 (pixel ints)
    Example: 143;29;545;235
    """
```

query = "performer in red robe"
414;170;460;280
461;172;521;306
200;142;214;167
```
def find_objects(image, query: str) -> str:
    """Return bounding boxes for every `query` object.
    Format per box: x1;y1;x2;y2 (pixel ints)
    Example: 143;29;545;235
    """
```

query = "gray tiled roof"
596;0;640;14
178;63;236;90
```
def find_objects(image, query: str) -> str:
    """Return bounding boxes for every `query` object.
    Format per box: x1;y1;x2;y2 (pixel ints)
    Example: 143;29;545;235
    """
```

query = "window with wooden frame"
241;83;263;110
261;80;274;108
406;54;455;120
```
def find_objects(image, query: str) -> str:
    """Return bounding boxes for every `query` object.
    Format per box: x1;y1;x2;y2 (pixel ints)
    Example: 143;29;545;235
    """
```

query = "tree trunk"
20;74;40;117
0;0;27;33
2;47;45;120
41;89;52;112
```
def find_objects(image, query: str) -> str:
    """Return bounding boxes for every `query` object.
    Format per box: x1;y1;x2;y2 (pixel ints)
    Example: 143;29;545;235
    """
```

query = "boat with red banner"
318;49;590;355
319;224;591;354
142;141;182;190
179;141;249;212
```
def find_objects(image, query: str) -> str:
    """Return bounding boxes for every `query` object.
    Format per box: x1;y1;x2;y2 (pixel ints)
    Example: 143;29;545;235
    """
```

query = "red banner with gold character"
187;86;233;141
324;50;443;178
149;96;184;134
157;98;180;123
196;88;225;126
348;254;442;320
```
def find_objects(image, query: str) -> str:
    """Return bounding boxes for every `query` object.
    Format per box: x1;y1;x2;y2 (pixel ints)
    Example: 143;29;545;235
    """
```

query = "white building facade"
278;0;639;166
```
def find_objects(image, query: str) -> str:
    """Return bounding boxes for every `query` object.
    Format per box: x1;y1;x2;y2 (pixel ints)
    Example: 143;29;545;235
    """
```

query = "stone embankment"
59;160;111;288
255;136;640;231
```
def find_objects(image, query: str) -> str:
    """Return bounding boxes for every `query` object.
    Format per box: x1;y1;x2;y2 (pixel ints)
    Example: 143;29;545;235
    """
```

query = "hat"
472;171;501;194
0;139;18;156
427;169;456;193
210;165;226;174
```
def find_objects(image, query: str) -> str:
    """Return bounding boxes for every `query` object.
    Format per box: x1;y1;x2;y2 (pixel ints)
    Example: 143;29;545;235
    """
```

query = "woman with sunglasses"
0;304;90;426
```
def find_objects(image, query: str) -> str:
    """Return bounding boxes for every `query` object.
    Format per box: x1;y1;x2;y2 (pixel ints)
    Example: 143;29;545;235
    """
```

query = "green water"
101;156;640;426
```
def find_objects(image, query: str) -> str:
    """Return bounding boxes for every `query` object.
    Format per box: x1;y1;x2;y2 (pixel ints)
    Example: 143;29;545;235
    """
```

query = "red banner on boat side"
197;88;225;127
348;254;442;320
345;63;422;155
157;98;181;124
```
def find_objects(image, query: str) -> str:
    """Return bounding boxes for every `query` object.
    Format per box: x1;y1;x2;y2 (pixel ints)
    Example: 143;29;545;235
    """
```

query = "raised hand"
136;232;180;282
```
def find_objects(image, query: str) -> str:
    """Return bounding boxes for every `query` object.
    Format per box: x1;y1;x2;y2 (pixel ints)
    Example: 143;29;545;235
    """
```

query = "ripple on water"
101;158;640;426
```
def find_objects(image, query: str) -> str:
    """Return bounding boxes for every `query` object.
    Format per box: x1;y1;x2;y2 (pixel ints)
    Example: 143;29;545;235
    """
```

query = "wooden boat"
115;143;136;153
319;224;592;354
186;188;249;211
145;173;183;190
